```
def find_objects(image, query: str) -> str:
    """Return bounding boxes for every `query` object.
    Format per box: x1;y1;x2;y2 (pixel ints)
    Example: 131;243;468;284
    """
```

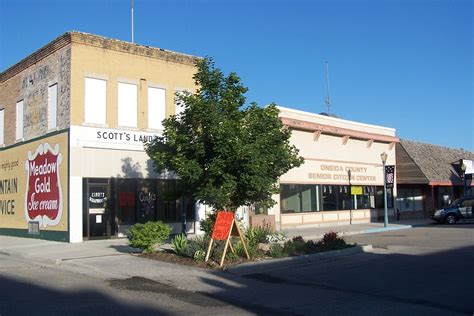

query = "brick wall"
0;45;71;145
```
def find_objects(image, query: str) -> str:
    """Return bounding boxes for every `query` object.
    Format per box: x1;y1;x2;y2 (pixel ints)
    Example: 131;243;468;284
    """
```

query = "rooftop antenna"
325;61;331;114
131;0;134;43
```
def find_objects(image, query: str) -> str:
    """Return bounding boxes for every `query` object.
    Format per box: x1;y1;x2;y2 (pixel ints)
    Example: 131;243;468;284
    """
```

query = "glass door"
83;178;111;239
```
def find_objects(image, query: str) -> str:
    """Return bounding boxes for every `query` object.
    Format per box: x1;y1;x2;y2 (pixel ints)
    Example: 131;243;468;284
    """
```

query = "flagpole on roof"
131;0;134;43
325;61;331;115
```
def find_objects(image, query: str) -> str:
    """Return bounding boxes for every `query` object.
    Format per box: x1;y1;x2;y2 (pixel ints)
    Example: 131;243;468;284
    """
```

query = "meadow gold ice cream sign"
25;143;63;227
0;131;68;240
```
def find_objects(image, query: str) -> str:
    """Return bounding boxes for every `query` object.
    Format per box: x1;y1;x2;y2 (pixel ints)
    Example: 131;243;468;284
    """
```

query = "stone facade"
0;45;71;145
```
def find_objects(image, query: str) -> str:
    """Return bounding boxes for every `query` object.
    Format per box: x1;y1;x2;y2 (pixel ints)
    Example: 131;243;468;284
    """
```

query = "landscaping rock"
257;243;272;252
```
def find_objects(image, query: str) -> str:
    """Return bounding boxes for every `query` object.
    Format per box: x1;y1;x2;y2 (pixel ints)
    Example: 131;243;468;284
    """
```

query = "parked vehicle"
432;196;474;224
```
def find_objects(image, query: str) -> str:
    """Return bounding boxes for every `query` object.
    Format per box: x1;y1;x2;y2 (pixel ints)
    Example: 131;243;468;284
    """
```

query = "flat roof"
277;105;399;143
1;31;201;83
277;106;396;134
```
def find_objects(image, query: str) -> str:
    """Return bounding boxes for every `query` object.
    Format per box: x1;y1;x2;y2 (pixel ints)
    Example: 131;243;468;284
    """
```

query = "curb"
289;223;432;241
0;249;60;266
226;244;373;275
0;247;139;266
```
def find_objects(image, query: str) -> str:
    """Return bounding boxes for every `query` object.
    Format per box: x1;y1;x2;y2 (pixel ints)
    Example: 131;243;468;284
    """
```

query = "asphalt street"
1;223;473;315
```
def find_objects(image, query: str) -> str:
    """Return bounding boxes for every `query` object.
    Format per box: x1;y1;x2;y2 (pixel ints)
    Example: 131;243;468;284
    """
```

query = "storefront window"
375;186;394;209
355;186;376;209
137;179;157;223
397;187;424;212
157;180;195;221
111;178;195;225
281;184;390;214
338;185;351;210
281;184;300;213
437;186;453;208
322;185;337;211
281;184;319;213
116;179;137;224
413;188;424;211
301;185;318;212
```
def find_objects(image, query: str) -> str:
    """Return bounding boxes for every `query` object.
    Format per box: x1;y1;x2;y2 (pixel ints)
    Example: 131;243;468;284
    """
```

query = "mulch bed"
137;250;254;270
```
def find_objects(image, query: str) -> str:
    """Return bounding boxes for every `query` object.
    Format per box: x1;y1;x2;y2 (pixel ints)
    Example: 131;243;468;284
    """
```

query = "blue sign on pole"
385;165;395;189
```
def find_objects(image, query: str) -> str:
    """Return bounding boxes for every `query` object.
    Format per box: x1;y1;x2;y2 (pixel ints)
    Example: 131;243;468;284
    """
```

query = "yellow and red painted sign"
0;131;69;239
25;143;64;227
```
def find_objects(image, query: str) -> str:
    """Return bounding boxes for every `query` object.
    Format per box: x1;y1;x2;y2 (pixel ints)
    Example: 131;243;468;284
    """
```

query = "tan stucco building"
251;107;400;230
0;32;200;242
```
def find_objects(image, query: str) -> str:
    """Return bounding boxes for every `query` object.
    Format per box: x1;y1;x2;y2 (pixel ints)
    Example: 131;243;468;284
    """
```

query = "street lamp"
380;152;388;228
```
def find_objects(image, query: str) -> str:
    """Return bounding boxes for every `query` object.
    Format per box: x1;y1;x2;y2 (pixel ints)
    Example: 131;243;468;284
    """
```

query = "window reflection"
281;184;392;213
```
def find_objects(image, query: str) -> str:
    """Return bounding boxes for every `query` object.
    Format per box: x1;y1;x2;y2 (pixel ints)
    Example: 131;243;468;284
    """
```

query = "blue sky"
1;0;472;150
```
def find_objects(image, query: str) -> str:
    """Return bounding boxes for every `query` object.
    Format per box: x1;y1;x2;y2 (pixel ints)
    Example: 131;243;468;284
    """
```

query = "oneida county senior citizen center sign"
281;160;382;185
0;131;69;239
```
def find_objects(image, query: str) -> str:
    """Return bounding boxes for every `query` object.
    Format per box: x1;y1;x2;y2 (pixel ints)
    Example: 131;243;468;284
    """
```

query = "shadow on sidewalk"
0;275;164;315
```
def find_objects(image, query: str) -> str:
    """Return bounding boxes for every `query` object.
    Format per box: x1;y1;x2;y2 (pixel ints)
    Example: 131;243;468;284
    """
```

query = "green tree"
145;58;303;210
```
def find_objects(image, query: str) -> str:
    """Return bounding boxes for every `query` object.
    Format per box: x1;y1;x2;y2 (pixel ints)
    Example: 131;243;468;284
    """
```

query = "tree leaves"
145;57;303;210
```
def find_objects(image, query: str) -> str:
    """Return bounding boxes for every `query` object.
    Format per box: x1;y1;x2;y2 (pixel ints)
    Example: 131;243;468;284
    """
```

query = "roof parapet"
1;31;200;83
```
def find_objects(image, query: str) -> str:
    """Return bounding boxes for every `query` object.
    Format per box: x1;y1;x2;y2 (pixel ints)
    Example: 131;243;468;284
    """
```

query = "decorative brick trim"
1;33;71;83
1;31;200;83
69;32;200;66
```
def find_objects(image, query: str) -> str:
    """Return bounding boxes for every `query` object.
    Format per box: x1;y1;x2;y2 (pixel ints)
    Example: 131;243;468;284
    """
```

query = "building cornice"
281;117;400;144
1;33;71;83
1;31;200;83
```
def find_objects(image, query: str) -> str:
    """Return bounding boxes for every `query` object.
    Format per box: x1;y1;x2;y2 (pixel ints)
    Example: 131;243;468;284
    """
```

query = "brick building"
0;32;201;242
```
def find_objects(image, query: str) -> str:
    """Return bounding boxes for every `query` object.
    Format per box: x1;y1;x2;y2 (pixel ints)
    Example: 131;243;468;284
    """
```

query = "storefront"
69;126;200;242
254;107;399;230
395;140;474;218
82;177;195;239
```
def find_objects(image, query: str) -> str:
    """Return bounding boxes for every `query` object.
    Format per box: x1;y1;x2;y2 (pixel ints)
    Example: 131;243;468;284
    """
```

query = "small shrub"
193;250;206;262
185;235;210;258
292;236;304;243
245;226;272;247
246;243;260;259
305;240;321;253
284;236;306;256
234;241;247;257
226;250;238;261
319;231;347;251
128;221;172;253
206;239;221;260
322;231;338;244
172;233;188;256
269;244;287;258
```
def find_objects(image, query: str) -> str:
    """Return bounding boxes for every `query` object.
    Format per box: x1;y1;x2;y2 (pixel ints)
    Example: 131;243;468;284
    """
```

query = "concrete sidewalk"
283;218;434;241
0;218;433;265
0;236;140;264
